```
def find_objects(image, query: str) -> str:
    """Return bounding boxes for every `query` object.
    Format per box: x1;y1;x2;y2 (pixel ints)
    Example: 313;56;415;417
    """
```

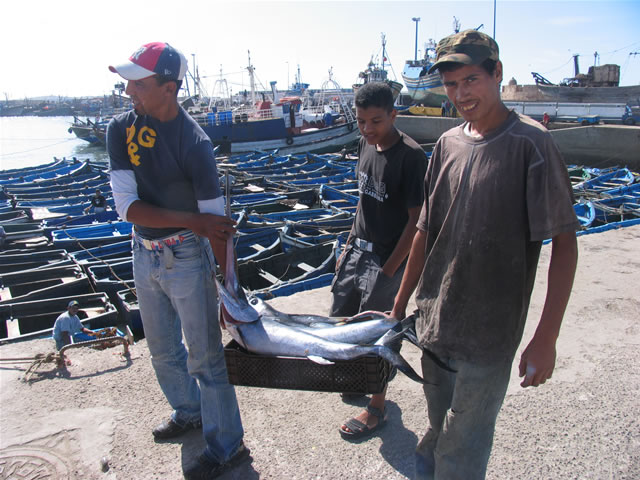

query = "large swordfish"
216;175;425;384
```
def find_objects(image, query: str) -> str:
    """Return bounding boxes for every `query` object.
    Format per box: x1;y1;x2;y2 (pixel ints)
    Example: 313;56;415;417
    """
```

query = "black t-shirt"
353;131;427;262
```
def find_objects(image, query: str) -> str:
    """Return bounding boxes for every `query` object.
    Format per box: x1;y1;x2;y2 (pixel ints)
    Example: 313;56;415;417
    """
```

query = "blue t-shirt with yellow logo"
107;106;222;238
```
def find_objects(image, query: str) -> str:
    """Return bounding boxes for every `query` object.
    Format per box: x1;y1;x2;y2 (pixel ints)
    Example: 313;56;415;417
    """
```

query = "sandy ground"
1;225;639;480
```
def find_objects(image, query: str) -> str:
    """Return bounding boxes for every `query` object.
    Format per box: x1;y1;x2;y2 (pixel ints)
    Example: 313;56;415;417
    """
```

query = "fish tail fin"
374;314;416;346
372;344;426;384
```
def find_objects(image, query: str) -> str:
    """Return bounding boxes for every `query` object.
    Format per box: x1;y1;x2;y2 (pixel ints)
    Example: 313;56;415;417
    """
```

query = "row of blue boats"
0;154;638;345
569;166;640;231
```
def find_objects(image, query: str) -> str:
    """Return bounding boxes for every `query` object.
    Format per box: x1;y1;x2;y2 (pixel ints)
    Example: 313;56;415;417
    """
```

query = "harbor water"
0;116;108;172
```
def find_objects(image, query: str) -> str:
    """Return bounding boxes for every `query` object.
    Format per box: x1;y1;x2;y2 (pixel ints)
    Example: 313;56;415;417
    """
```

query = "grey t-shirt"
52;311;83;341
416;111;579;363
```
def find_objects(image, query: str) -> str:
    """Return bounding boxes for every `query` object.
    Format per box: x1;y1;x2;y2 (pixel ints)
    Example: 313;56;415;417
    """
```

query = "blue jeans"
132;231;244;463
415;351;512;480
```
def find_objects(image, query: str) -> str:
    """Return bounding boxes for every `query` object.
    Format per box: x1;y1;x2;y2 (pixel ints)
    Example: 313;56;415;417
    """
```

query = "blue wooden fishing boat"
591;195;640;224
0;276;94;305
236;208;351;231
255;272;335;299
236;240;337;299
16;194;109;209
0;222;45;244
0;210;31;224
0;264;85;299
224;154;309;173
116;287;143;334
235;229;283;263
51;221;132;250
0;249;68;274
229;192;289;210
68;240;132;264
573;168;635;194
0;159;66;182
9;183;111;201
68;116;109;145
0;161;91;186
573;201;596;229
1;175;106;198
319;184;358;213
287;170;355;186
278;223;349;248
86;259;134;312
43;210;119;229
598;182;640;198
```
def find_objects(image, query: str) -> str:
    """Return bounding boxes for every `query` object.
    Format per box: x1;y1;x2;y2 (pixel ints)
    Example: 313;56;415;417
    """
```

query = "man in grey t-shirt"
52;300;95;350
391;30;579;479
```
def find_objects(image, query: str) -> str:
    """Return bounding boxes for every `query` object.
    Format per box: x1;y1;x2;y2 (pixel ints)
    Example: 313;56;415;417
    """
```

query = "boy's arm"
381;205;421;277
390;229;427;320
519;230;578;387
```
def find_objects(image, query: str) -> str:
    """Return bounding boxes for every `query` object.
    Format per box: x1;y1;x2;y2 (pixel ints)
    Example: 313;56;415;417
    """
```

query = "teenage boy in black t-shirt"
332;82;427;440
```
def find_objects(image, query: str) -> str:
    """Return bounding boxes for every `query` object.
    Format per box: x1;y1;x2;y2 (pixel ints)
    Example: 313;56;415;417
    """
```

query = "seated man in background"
52;300;95;350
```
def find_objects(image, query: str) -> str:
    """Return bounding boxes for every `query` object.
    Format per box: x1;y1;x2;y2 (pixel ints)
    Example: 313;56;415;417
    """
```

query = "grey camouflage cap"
428;29;499;74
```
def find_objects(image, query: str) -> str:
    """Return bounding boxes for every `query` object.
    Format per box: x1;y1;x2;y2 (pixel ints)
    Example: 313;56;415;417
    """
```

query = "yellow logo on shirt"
126;125;157;166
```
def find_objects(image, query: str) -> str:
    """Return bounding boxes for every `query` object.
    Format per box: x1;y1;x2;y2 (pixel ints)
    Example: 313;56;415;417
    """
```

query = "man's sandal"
339;404;387;440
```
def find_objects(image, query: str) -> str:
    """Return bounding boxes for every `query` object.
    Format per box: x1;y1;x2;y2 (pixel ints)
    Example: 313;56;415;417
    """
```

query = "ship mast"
412;17;420;62
381;33;387;71
247;50;256;106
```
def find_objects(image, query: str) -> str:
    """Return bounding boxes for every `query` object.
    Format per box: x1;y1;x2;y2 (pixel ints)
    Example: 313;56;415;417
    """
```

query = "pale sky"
2;0;639;99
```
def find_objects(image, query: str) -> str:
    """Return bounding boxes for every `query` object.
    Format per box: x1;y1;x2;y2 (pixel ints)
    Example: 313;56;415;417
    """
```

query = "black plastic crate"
224;340;391;394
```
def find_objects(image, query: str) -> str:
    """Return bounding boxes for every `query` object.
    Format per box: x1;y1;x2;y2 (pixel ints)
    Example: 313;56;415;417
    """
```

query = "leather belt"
135;230;194;251
353;237;374;252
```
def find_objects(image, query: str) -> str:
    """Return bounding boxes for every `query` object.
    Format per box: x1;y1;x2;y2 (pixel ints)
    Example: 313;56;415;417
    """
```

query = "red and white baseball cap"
109;42;187;81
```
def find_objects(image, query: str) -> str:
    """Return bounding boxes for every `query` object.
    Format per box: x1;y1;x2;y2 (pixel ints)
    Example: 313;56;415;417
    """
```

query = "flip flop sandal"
339;404;387;440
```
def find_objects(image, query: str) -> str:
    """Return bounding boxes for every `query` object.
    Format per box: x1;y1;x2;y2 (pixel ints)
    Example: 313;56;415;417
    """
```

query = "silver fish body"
219;172;425;384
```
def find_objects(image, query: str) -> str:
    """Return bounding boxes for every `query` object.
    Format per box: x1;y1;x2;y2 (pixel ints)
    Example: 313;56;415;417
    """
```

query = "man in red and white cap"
108;42;250;479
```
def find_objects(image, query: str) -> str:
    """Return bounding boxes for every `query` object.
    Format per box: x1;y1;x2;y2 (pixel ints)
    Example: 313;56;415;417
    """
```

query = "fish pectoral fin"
306;355;335;365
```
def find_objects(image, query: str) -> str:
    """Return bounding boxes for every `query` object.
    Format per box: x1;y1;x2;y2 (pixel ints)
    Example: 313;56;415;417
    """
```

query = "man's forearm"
535;231;578;341
392;229;427;317
125;200;199;230
125;200;236;244
382;207;421;277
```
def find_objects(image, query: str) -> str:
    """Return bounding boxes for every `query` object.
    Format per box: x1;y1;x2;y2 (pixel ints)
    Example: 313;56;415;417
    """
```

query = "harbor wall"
396;115;640;169
395;115;463;144
502;84;545;102
549;125;640;169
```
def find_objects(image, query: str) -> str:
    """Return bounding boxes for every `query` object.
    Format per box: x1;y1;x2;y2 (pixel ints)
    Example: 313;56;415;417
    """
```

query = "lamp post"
493;0;496;39
412;17;421;62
